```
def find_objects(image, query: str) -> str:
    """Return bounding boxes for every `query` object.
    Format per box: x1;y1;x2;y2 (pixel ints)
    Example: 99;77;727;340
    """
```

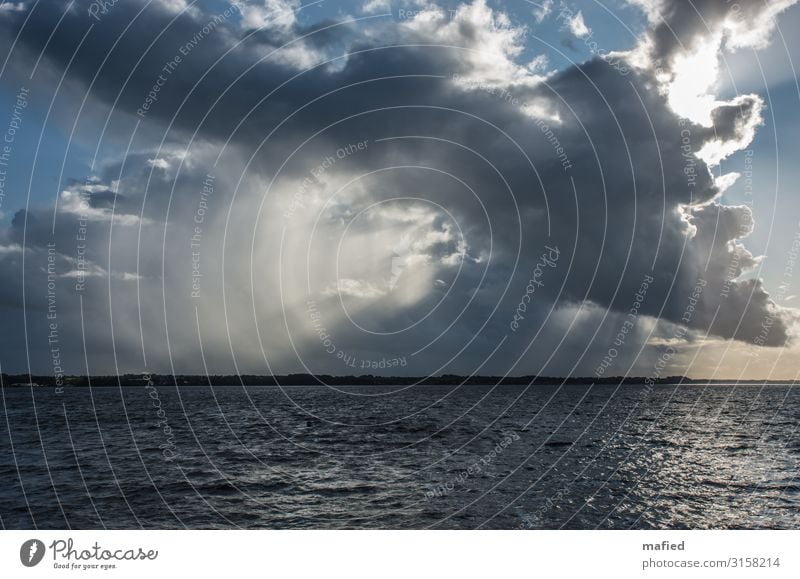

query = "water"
1;383;798;529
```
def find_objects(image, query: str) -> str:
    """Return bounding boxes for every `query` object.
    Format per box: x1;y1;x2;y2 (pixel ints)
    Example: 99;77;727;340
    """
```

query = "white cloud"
59;185;143;226
146;158;170;170
361;0;391;14
324;278;387;299
0;243;23;255
533;0;552;23
627;0;799;127
240;0;299;32
527;54;549;73
565;10;591;39
401;0;536;88
0;2;25;13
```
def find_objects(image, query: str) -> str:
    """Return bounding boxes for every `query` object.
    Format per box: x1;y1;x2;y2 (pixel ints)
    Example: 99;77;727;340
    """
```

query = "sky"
0;0;798;380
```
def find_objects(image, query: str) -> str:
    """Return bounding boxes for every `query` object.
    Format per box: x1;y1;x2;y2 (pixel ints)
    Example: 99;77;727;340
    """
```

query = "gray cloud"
0;0;795;376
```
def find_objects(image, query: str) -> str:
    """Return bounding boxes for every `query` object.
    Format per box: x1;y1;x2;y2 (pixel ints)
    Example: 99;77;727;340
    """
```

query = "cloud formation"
0;0;796;378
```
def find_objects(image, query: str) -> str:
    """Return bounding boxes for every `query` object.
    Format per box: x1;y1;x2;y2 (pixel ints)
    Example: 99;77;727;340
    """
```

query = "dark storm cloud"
0;0;795;375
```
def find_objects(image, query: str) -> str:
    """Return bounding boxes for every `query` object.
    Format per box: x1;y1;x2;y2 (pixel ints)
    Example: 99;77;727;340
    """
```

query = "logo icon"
20;539;45;567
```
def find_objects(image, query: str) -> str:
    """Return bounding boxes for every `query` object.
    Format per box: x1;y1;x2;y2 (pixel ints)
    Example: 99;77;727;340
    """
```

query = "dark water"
1;383;798;529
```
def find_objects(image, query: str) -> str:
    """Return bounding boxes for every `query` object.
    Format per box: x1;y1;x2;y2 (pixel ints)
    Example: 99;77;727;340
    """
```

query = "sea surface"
1;383;798;529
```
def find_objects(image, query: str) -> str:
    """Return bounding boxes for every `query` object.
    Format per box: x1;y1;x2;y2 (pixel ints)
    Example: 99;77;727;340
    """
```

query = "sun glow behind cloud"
665;38;721;126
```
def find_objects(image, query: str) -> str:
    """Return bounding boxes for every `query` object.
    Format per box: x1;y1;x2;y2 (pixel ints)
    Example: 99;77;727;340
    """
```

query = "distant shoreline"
1;373;796;387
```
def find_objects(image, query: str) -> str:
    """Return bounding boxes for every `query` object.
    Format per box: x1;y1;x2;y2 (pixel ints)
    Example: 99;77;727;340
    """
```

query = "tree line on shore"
1;373;786;387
